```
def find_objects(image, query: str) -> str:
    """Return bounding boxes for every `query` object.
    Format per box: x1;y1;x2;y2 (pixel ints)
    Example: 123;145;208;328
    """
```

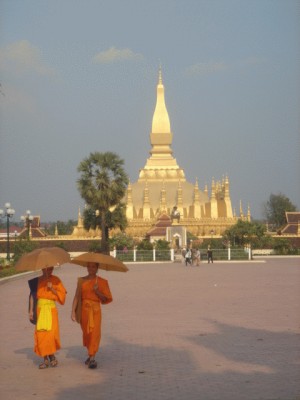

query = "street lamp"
0;203;15;261
21;210;33;238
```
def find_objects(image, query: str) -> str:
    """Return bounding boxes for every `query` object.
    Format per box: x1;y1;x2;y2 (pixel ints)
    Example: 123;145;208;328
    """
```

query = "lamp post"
21;210;33;239
0;203;15;261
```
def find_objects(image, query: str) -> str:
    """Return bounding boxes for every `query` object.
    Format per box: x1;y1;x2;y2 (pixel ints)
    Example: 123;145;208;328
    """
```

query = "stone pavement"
0;258;299;400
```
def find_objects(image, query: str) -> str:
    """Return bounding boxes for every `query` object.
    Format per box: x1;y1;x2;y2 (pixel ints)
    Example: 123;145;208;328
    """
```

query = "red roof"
281;212;300;235
146;213;172;238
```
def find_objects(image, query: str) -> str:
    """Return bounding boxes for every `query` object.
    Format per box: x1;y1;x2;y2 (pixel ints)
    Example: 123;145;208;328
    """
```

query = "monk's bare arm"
71;286;80;321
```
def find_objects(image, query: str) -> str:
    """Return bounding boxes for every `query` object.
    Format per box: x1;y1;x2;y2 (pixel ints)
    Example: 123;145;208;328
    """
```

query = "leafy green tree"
106;203;128;232
83;203;128;239
223;220;266;248
154;239;170;250
199;238;225;249
272;238;293;255
77;152;129;253
264;193;297;230
109;232;135;250
137;239;153;250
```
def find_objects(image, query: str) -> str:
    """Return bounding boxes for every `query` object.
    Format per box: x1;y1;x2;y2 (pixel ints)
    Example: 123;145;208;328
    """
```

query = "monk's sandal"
39;359;49;369
88;359;97;369
49;356;58;367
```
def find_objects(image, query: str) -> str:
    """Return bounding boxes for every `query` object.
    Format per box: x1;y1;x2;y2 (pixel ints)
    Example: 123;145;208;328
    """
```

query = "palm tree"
77;152;129;253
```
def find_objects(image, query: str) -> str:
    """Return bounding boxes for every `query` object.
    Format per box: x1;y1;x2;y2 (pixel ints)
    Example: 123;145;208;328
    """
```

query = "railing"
114;249;173;262
112;248;251;262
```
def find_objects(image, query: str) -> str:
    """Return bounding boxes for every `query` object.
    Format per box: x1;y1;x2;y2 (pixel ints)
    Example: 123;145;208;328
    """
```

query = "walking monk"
71;262;113;369
28;266;67;369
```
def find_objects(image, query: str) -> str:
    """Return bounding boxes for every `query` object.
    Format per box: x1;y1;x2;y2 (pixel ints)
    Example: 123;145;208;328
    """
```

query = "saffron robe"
34;275;67;357
80;277;112;356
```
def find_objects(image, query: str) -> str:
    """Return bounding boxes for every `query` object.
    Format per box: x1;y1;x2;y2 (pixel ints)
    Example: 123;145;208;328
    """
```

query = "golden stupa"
124;68;250;240
73;68;250;242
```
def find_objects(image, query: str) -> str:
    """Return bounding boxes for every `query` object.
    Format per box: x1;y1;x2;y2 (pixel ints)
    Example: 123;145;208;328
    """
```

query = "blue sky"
0;0;299;223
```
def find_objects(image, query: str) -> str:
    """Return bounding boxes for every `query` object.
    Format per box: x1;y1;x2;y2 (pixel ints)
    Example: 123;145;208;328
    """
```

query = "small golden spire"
240;200;244;217
211;178;216;199
247;204;251;221
194;178;200;203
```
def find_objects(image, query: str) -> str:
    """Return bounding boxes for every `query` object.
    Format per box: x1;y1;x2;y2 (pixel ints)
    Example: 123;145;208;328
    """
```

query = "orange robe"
34;275;67;357
80;277;112;357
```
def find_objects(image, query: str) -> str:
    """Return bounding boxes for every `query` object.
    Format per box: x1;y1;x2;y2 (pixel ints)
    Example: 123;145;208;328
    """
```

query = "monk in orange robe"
71;262;112;369
28;266;67;369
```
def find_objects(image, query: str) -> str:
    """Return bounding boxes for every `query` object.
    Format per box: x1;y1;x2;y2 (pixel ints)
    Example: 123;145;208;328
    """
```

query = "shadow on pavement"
54;324;300;400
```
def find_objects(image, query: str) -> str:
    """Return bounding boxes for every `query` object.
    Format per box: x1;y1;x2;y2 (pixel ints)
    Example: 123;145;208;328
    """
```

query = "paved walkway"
0;258;299;400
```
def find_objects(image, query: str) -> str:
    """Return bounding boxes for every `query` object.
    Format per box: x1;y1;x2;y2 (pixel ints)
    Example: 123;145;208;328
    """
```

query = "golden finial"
158;63;162;84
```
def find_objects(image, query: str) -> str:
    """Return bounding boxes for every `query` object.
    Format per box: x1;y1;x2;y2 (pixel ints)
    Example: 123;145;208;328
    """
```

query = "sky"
0;0;299;224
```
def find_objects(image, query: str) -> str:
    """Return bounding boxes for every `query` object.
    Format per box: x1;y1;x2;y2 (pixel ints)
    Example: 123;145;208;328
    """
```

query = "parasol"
71;252;128;272
15;247;71;271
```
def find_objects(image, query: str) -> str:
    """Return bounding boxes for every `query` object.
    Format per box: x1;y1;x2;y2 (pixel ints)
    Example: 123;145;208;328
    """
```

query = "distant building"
19;216;47;238
0;225;22;239
281;212;300;236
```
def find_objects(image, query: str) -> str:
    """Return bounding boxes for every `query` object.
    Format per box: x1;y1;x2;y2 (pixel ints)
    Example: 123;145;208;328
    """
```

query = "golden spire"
211;178;216;200
247;204;251;221
240;200;244;218
194;178;200;202
151;67;171;136
138;67;185;182
127;181;133;204
224;175;230;198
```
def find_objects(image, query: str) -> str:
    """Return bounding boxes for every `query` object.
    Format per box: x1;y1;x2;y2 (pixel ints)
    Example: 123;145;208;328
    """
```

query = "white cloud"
0;40;56;76
92;46;144;64
185;61;228;76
